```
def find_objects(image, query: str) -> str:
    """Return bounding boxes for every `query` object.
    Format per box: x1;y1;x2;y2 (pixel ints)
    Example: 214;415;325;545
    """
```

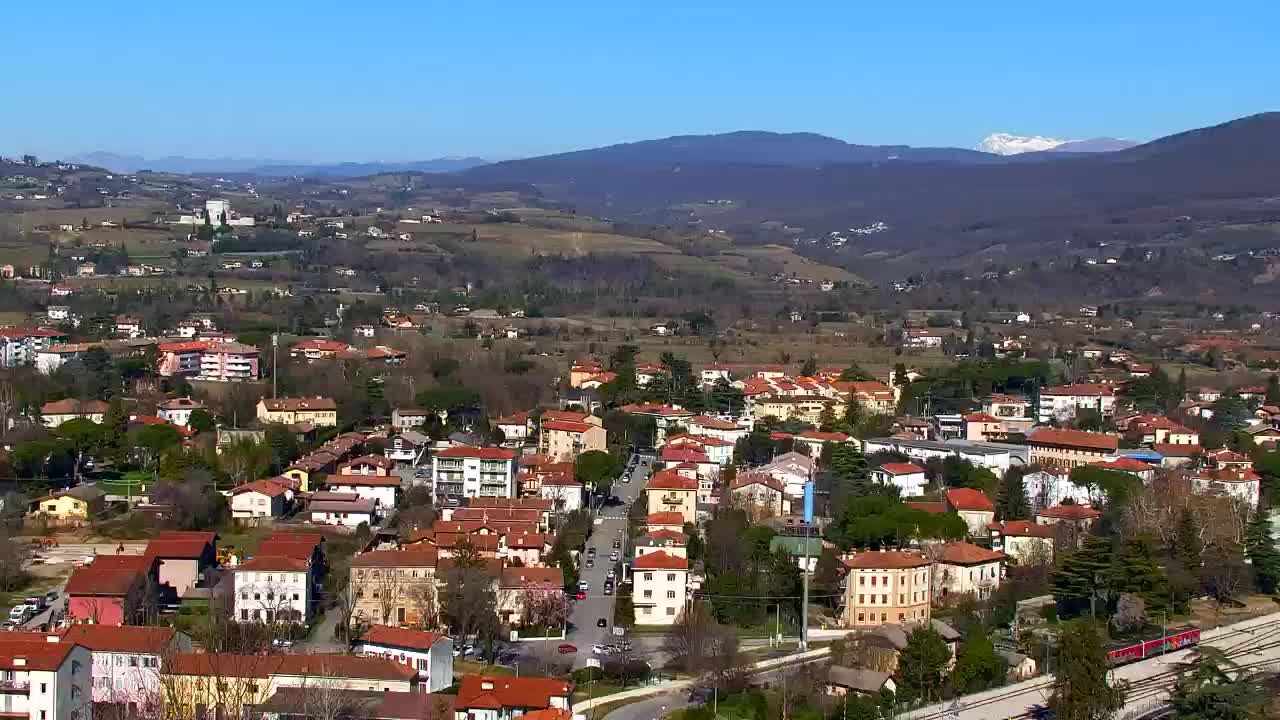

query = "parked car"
24;596;45;611
576;591;587;600
578;580;589;592
557;644;577;654
585;559;594;569
42;592;57;606
597;618;608;628
591;644;606;655
7;606;32;624
604;586;613;596
610;551;620;562
612;539;621;549
607;569;616;579
0;621;15;632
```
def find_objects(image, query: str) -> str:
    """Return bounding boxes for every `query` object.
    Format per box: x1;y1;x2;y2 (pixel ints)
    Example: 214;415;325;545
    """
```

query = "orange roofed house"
66;554;155;626
843;550;931;628
1026;428;1120;470
455;674;573;720
632;551;688;625
537;415;606;463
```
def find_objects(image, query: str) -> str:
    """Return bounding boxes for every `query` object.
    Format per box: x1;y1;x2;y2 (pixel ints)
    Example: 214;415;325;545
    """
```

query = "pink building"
157;340;259;381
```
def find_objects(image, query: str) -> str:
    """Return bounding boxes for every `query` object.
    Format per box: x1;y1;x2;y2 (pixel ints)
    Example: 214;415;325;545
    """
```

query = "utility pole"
271;332;278;399
800;477;813;651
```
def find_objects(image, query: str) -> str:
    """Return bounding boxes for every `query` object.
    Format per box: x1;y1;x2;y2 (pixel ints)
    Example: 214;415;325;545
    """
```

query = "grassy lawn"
216;524;274;557
454;659;514;676
573;679;625;703
580;694;654;720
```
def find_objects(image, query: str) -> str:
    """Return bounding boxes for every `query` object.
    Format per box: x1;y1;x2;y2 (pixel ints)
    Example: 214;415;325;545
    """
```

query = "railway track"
905;616;1280;720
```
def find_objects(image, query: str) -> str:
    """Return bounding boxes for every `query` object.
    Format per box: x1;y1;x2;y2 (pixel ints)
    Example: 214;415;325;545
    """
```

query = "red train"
1105;627;1200;664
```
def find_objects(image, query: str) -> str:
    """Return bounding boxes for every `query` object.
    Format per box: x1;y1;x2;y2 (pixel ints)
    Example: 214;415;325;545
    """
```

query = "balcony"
660;493;685;505
0;680;29;693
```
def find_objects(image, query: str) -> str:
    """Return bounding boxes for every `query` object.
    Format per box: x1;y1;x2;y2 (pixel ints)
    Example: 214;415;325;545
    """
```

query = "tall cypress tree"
1114;533;1169;613
1244;512;1280;594
1050;621;1126;720
996;470;1031;520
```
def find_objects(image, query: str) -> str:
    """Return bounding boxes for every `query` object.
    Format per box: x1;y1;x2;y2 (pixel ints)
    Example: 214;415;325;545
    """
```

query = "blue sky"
3;1;1275;162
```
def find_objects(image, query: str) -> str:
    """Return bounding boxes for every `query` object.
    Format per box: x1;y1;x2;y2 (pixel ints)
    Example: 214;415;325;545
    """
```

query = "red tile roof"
144;536;212;560
935;542;1005;565
659;447;710;463
646;469;698;491
1038;504;1102;520
989;520;1056;538
730;472;785;493
541;410;593;423
1027;428;1119;452
350;549;439;568
1153;443;1202;457
254;539;320;561
0;640;76;671
62;625;176;654
65;567;143;597
845;550;930;569
456;675;573;711
169;652;418;681
541;420;594;433
331;474;402;487
877;463;925;475
237;555;309;572
500;567;563;588
357;625;447;652
799;431;851;442
964;413;1001;423
645;512;687;526
232;478;291;498
1090;457;1152;472
632;550;688;570
464;497;553;511
40;398;109;415
644;529;690;544
945;488;994;512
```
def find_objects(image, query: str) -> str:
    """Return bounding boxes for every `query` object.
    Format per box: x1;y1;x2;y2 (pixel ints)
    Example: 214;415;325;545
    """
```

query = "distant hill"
464;130;993;183
246;157;490;177
1049;137;1138;153
450;112;1280;260
67;152;489;176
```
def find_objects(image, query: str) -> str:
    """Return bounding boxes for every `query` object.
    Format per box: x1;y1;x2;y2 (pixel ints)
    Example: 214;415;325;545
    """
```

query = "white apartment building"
1037;384;1117;423
62;625;190;706
0;637;93;720
233;555;312;624
352;625;454;693
632;551;688;625
431;447;517;500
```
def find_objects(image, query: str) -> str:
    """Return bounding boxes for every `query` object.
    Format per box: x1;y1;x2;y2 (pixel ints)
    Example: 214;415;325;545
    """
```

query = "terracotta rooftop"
456;675;573;711
877;463;925;475
945;488;995;512
631;550;688;571
845;550;930;569
1027;428;1119;452
62;625;175;654
935;542;1005;565
357;625;447;652
1038;504;1102;520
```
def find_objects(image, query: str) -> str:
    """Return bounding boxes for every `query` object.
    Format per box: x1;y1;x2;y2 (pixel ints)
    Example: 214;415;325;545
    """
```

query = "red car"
576;591;587;600
557;644;577;654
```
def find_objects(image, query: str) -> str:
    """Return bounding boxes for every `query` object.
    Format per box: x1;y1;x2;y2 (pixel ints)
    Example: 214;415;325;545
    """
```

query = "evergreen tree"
800;356;818;376
1170;648;1263;720
1052;536;1116;618
1113;534;1168;614
1177;368;1188;400
1268;375;1280;405
995;469;1031;520
952;627;1007;693
826;442;868;484
1049;621;1126;720
1244;511;1280;594
818;403;839;432
1167;508;1204;612
264;422;300;473
893;626;951;703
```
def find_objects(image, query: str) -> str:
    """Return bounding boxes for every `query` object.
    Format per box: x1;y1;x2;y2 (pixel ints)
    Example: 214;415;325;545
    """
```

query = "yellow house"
645;469;699;524
256;397;339;427
30;486;106;525
752;395;831;425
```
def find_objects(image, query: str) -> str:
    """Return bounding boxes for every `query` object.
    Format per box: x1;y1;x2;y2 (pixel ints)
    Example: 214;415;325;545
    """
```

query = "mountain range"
66;152;489;176
977;133;1138;155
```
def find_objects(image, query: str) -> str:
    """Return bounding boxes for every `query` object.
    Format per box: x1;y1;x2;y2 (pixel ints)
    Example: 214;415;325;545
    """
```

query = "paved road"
599;691;690;720
560;453;653;668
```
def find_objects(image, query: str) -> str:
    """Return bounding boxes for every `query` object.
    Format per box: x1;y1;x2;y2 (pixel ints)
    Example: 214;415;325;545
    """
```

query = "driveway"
562;453;653;668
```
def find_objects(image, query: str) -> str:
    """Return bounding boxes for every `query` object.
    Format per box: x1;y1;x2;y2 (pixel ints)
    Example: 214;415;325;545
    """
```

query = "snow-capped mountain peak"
977;133;1067;155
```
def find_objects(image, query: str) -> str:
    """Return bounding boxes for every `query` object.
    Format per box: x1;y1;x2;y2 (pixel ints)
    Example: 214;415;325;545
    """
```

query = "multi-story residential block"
62;625;190;707
233;555;311;624
256;397;338;427
537;420;607;462
1026;428;1120;470
352;626;453;693
432;447;517;500
330;455;401;509
0;636;93;720
348;549;440;628
843;550;931;628
0;328;69;368
645;469;699;524
631;551;688;625
156;341;259;381
1037;384;1116;423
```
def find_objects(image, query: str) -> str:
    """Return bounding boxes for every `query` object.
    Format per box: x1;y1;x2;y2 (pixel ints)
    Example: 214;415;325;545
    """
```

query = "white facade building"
233;556;311;624
631;551;688;625
352;626;454;693
431;447;517;500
